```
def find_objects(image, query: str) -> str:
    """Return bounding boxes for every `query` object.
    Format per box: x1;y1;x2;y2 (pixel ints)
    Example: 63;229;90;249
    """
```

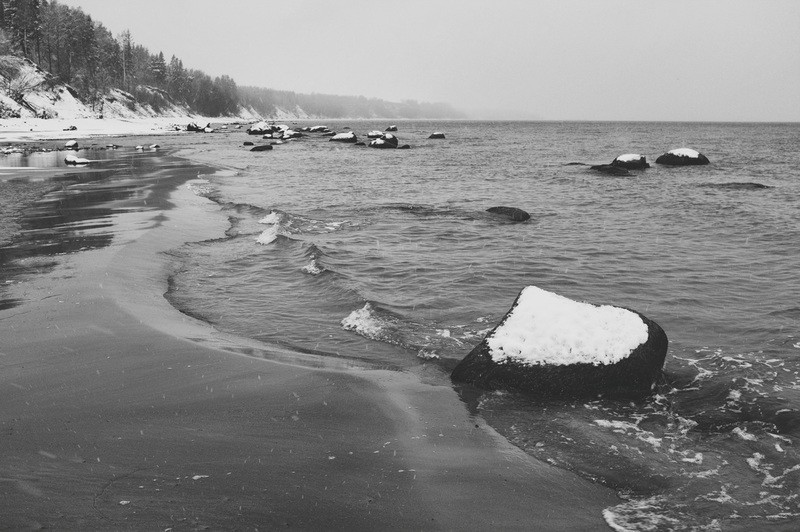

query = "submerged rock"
656;148;710;166
611;154;650;169
451;286;668;397
486;206;530;221
590;164;630;176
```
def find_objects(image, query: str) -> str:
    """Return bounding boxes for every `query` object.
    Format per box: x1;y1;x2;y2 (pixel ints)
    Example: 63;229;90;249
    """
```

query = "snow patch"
486;286;649;366
667;148;702;158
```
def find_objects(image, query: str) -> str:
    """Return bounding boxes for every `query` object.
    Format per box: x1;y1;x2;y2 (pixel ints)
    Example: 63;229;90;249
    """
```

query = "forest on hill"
0;0;463;119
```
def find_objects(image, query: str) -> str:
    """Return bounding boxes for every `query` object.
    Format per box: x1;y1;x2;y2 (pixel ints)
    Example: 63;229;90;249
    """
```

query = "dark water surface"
2;121;799;530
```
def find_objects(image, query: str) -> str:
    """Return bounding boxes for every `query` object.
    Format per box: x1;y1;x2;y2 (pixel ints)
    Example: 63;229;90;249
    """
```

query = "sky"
60;0;800;122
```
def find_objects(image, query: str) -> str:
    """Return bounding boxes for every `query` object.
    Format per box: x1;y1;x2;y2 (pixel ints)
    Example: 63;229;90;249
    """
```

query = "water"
2;121;799;529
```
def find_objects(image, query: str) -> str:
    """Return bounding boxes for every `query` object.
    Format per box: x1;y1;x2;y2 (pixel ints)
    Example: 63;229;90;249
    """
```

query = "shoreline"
0;125;619;528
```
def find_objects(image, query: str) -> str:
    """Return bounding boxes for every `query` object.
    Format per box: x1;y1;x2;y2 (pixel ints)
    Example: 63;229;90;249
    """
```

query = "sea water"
2;121;799;530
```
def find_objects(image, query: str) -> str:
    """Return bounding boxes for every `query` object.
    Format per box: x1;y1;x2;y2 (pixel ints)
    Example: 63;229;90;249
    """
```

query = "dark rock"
398;144;410;150
486;206;530;222
428;132;446;139
63;125;77;131
322;131;336;137
590;164;630;176
354;142;366;147
611;154;650;169
655;148;710;166
243;141;254;146
250;144;273;152
451;286;668;398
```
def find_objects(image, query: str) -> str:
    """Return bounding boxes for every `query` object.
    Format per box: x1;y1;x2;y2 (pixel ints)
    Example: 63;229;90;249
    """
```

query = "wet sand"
0;140;619;529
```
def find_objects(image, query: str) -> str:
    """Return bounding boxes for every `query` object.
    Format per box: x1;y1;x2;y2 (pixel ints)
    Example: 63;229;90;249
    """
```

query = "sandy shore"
0;126;619;529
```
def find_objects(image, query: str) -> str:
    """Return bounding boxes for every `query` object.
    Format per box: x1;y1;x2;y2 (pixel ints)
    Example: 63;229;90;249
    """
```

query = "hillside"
0;55;191;120
0;54;462;121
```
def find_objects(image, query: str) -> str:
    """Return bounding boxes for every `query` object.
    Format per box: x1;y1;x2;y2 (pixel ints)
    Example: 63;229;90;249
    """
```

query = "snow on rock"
64;154;91;165
486;287;648;366
368;132;399;149
655;148;710;166
611;153;650;169
451;286;668;397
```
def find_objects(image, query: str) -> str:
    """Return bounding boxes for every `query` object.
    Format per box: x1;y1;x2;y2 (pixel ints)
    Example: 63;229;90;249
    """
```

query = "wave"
256;225;284;245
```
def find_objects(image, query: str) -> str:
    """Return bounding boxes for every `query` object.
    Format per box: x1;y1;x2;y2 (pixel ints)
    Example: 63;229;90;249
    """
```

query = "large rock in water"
368;133;399;149
451;286;668;397
329;132;358;143
655;148;710;166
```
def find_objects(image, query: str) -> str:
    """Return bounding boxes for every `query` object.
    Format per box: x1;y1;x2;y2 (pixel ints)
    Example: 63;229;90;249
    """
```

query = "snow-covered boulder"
281;129;304;139
64;154;90;165
64;140;78;150
385;125;398;132
368;133;399;149
611;153;650;170
451;286;668;397
655;148;710;166
247;121;275;135
367;130;383;138
187;121;210;132
329;132;358;143
428;132;445;139
486;206;531;222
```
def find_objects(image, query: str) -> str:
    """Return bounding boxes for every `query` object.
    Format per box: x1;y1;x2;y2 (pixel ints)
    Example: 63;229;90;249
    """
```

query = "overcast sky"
60;0;800;122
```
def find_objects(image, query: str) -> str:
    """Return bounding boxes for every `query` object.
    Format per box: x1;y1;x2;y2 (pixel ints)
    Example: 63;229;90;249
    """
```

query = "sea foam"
341;303;384;340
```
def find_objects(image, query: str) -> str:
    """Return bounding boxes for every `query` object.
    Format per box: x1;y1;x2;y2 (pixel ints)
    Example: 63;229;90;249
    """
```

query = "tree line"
0;0;462;119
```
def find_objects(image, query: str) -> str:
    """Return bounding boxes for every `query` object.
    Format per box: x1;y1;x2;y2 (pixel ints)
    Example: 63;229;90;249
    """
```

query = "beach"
0;120;619;529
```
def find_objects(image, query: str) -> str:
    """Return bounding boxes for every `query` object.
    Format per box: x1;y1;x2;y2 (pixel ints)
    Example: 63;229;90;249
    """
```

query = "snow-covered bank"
0;116;220;142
